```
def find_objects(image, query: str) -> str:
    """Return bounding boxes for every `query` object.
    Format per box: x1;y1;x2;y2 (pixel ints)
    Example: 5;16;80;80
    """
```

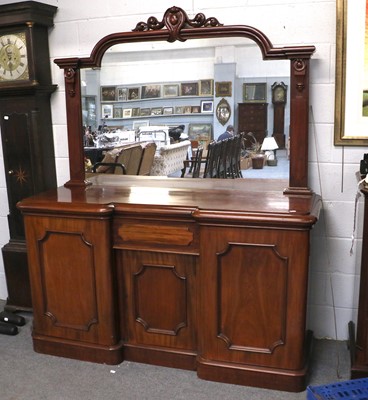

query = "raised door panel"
198;225;310;370
118;250;197;351
23;214;118;347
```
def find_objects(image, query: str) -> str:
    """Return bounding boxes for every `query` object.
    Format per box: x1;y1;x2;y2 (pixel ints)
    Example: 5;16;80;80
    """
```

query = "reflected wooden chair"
181;146;204;177
203;140;221;178
138;142;157;175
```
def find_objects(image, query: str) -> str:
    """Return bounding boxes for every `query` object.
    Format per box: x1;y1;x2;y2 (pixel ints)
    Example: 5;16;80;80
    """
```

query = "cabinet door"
117;249;198;369
23;212;121;364
198;225;310;370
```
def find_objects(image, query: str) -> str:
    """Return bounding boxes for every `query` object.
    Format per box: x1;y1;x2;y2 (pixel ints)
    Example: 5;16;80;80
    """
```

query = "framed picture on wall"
123;108;133;118
128;87;140;100
140;108;151;116
183;105;192;114
141;84;161;99
163;107;174;115
215;81;232;97
199;79;214;96
188;123;212;149
181;81;199;96
163;84;179;97
200;100;214;113
101;86;116;101
101;104;113;118
151;107;163;116
113;107;122;118
243;83;267;102
132;120;149;130
132;108;140;117
335;0;368;145
117;87;128;101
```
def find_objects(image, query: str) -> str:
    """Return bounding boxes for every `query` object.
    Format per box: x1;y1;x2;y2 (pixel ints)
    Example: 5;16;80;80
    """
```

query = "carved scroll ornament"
133;6;223;42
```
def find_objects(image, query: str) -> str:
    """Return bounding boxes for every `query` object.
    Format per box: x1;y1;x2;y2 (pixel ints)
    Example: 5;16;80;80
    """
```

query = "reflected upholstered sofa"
150;140;191;176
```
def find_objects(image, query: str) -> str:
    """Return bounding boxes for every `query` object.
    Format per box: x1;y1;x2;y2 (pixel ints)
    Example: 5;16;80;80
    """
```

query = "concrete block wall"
0;0;363;340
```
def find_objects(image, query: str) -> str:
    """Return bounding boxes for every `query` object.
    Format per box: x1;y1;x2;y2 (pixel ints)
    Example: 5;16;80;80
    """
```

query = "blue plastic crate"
307;378;368;399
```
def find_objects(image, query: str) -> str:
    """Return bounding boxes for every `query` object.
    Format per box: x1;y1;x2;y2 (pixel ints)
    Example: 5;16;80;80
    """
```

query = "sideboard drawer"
113;218;199;253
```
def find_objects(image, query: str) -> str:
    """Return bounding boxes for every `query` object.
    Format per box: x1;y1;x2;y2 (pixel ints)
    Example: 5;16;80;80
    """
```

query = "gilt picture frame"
334;0;368;145
215;81;232;97
181;82;199;96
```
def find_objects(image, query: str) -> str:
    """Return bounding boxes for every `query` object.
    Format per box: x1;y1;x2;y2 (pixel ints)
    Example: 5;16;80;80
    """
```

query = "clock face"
273;86;286;103
0;33;29;82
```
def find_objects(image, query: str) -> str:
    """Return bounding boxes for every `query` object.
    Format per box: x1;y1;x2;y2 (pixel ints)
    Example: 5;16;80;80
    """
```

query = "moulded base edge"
124;343;197;371
33;334;124;365
196;357;308;392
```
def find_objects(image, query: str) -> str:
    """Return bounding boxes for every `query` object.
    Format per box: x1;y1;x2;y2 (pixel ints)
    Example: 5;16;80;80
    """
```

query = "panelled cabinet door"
197;224;311;391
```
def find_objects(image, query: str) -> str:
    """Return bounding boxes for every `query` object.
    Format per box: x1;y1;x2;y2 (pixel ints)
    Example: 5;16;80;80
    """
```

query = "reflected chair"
115;145;143;175
138;142;157;175
181;146;204;177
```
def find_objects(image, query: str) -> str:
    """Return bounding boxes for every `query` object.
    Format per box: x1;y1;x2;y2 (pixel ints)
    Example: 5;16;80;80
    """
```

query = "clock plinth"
0;1;57;312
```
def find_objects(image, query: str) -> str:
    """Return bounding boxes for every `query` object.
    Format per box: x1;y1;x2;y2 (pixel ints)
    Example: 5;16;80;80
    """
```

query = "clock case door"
0;1;57;312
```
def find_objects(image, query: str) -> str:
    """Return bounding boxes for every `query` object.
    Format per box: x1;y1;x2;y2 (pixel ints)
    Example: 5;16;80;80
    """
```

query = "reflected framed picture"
128;87;140;100
215;81;232;97
141;84;161;99
132;108;140;117
151;107;163;116
101;86;116;101
199;79;214;96
188;123;212;148
243;83;267;102
181;81;199;96
200;100;214;113
191;105;201;113
123;108;132;118
117;87;128;101
113;107;122;118
140;108;151;116
175;106;184;114
183;105;192;114
163;107;174;115
101;104;113;118
133;120;149;130
163;84;179;97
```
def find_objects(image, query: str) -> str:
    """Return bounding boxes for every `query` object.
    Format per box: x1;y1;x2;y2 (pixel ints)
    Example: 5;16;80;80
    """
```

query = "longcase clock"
271;81;287;149
0;1;58;311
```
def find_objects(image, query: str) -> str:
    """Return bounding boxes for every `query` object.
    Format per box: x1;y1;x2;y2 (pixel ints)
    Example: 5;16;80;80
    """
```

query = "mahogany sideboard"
18;175;321;392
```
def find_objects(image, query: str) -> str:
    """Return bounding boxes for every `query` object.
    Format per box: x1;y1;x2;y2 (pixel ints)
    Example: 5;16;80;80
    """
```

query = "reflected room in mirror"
79;35;291;181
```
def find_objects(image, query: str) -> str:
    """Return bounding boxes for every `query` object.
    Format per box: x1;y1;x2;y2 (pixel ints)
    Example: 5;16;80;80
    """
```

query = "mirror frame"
54;6;315;192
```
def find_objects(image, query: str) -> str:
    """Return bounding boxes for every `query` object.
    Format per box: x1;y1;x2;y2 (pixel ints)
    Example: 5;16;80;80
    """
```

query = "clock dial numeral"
0;33;29;82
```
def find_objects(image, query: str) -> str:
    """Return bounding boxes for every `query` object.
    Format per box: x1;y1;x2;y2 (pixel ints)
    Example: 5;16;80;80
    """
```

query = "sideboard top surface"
18;176;321;227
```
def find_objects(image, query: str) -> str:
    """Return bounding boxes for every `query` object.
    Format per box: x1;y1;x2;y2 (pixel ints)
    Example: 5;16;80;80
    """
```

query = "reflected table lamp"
261;136;279;166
